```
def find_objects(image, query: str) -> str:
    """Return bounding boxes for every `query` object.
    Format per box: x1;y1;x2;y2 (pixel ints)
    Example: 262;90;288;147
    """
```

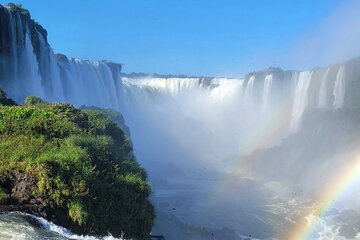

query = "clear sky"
3;0;358;76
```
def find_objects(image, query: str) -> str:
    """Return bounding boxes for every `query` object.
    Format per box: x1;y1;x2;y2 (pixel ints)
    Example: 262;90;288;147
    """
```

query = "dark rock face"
0;172;77;234
103;61;123;80
11;172;38;205
0;171;57;223
0;171;46;219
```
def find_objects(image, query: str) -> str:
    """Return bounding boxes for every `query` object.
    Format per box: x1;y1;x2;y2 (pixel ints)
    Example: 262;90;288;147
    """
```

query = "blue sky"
3;0;356;76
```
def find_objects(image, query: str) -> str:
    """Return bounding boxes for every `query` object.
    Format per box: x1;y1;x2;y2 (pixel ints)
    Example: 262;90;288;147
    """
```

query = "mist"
117;57;360;239
118;75;290;239
288;0;360;70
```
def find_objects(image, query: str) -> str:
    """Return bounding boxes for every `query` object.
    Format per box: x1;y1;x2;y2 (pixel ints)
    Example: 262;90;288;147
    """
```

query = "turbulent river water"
0;212;124;240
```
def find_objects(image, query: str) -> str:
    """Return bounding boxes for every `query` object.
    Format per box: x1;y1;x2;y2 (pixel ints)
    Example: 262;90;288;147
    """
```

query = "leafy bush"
80;106;131;136
68;202;88;225
0;97;154;239
24;96;49;107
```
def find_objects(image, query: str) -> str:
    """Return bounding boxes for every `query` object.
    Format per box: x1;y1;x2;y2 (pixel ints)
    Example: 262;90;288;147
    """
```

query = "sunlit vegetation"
0;91;154;239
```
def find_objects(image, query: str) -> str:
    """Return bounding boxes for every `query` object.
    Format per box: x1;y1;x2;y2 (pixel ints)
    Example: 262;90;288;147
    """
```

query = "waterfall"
0;5;124;107
333;66;345;109
37;31;65;101
209;78;245;103
0;3;352;132
0;2;355;166
318;68;330;109
244;75;255;105
123;77;201;96
57;58;122;109
0;6;47;100
0;3;355;149
289;71;313;133
261;74;273;113
161;78;200;95
48;52;64;101
0;3;356;136
8;9;20;95
23;27;45;99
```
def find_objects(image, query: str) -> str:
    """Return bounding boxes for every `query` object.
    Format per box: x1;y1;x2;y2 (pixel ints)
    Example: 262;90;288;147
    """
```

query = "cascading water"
37;31;65;101
57;57;122;109
23;27;44;99
333;65;345;109
318;68;330;108
0;4;348;131
261;74;273;113
0;212;125;240
0;5;123;106
244;75;255;105
289;71;313;133
209;78;245;103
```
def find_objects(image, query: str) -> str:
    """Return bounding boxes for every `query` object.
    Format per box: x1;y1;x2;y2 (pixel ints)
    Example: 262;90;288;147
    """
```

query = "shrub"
68;202;88;225
24;96;49;107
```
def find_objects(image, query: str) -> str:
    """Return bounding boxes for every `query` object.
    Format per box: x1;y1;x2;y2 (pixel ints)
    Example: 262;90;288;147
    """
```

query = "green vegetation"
0;92;154;239
68;202;88;226
6;3;30;16
80;106;131;136
24;95;49;107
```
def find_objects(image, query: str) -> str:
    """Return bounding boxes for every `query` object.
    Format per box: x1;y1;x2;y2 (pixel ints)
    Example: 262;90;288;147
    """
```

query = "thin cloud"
289;0;360;69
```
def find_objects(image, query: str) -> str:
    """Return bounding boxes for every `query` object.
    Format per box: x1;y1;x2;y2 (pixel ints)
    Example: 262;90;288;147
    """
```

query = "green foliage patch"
0;96;154;239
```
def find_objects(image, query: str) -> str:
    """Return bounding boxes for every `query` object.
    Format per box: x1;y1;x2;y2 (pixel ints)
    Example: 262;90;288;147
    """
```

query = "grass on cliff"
0;95;154;239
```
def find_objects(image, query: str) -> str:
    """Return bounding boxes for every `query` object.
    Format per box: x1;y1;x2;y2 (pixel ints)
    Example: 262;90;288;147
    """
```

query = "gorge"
1;2;360;240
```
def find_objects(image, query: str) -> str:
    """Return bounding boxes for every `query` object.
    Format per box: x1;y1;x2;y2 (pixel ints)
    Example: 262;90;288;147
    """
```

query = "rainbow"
223;87;295;174
200;88;295;224
288;154;360;240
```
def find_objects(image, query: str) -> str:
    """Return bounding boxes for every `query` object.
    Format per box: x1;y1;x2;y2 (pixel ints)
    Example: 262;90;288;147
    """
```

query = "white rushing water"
261;74;273;113
23;27;44;99
0;212;125;240
244;75;255;105
333;65;346;109
0;5;348;133
289;71;313;133
318;68;330;108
